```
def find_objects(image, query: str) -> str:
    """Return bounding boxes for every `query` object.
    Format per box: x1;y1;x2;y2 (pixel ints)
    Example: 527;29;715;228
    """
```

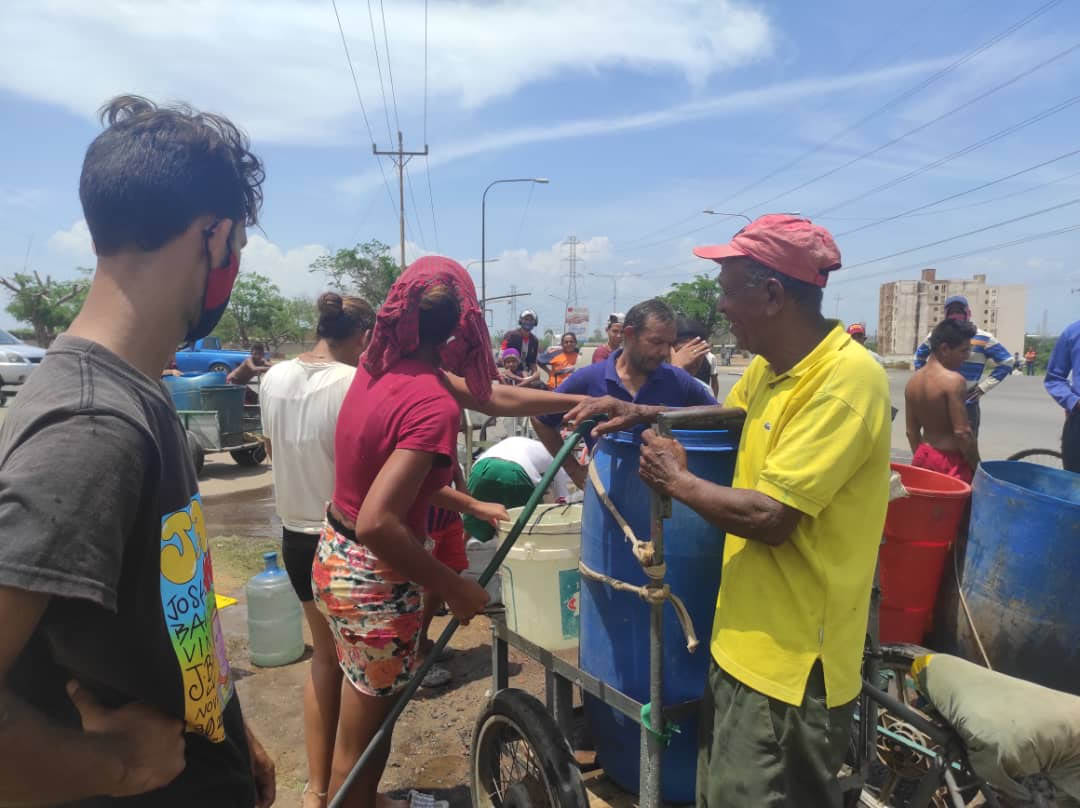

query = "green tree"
216;272;286;347
309;239;400;307
266;296;317;350
1;269;91;346
662;274;729;340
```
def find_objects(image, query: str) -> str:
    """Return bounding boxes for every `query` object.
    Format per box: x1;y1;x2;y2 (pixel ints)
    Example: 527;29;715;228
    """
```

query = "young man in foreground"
0;96;275;806
906;318;980;482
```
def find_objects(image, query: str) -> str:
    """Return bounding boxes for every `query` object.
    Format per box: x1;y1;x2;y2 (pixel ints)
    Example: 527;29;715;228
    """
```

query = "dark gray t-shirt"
0;336;253;806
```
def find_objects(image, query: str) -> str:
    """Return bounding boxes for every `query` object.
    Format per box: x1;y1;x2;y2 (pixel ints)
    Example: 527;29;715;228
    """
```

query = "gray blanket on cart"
913;653;1080;804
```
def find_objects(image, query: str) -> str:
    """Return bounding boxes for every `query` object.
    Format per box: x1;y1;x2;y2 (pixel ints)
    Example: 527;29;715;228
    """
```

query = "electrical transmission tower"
562;236;581;335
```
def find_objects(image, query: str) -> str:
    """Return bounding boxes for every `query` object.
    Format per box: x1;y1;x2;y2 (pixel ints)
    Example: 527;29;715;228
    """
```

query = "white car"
0;329;46;405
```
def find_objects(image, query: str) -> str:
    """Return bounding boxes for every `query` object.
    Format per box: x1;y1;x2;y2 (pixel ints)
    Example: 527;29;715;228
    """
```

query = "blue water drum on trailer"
953;461;1080;694
581;429;737;804
162;371;228;411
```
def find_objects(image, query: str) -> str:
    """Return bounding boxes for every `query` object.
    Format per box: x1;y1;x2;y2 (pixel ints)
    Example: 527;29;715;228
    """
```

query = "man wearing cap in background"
847;322;885;366
566;215;891;807
913;295;1014;437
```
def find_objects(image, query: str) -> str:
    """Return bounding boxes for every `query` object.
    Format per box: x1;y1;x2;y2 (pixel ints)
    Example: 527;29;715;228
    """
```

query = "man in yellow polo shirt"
566;215;891;807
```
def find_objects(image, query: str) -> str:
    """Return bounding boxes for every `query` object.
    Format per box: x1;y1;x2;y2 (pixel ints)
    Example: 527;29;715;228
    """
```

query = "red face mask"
185;224;241;343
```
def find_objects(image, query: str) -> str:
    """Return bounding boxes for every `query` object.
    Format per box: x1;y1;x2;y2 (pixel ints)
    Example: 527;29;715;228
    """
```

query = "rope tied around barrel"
578;560;699;652
583;460;699;652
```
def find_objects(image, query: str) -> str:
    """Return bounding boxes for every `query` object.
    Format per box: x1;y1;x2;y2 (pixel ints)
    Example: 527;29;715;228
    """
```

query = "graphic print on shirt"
160;494;233;742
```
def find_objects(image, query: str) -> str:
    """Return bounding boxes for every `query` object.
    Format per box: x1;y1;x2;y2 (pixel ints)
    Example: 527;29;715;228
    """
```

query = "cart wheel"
230;444;266;466
186;430;205;476
471;688;587;808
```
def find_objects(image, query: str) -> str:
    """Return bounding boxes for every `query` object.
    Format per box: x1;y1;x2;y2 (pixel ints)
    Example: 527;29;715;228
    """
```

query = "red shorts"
912;444;974;483
430;518;468;574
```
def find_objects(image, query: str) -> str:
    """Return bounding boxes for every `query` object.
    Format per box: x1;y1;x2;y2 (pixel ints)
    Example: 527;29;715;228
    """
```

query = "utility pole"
510;284;518;325
374;131;428;270
833;295;844;320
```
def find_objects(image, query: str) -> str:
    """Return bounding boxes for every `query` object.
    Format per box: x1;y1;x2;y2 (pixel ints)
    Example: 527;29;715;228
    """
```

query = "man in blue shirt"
531;298;716;487
913;295;1014;436
1045;318;1080;472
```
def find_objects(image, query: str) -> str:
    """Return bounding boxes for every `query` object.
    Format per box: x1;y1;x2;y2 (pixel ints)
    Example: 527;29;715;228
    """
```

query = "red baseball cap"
847;323;866;336
693;214;842;287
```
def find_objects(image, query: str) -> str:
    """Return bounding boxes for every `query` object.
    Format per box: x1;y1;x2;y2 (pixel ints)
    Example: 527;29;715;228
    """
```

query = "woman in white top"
260;292;375;808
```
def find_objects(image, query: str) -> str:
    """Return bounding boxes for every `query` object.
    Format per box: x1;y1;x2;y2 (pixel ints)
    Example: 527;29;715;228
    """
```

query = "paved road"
713;369;1064;463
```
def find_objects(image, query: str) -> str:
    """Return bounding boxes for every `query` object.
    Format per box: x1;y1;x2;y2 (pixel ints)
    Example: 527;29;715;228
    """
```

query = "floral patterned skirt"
312;511;428;696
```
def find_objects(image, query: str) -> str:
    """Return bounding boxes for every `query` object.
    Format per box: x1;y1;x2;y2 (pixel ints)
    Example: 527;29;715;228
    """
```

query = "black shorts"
281;527;319;602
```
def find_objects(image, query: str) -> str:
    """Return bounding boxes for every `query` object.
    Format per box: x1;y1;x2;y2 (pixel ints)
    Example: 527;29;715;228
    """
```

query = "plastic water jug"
246;552;304;667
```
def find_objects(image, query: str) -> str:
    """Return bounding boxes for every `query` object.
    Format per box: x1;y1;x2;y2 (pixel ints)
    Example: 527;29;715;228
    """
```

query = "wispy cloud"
338;56;953;194
0;0;772;144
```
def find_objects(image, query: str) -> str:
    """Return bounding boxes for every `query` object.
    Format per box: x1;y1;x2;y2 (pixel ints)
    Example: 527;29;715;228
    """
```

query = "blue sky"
2;0;1079;338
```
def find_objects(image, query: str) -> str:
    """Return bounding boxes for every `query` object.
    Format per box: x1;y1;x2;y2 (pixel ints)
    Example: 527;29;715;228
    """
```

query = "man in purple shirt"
531;298;716;487
1045;318;1080;472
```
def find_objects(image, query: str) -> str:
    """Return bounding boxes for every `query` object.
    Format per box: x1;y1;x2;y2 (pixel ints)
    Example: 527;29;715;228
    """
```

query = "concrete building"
878;269;1026;357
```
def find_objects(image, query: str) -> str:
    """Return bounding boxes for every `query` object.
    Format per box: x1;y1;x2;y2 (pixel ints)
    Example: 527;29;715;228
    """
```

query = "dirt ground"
208;524;641;808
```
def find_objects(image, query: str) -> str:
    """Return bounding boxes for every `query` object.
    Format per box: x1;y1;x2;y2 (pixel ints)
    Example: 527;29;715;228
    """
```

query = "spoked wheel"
471;689;587;808
1006;448;1062;468
865;645;983;807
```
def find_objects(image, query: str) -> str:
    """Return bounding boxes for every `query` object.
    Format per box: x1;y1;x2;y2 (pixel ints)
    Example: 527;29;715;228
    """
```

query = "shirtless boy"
905;318;980;482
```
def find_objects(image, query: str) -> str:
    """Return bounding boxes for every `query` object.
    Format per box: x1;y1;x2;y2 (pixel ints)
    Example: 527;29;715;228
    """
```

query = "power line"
405;163;428;248
330;0;397;219
816;166;1080;220
812;92;1080;217
718;0;1064;212
366;0;395;144
842;197;1080;271
378;0;402;134
749;39;1080;215
422;0;439;250
833;147;1080;237
832;222;1080;286
605;0;949;249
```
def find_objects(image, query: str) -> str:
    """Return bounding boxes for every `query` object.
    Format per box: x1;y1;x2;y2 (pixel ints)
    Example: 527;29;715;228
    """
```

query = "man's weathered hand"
638;429;689;497
563;396;651;437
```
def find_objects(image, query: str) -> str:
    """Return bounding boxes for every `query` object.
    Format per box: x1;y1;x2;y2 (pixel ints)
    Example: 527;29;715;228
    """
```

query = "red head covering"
363;255;497;402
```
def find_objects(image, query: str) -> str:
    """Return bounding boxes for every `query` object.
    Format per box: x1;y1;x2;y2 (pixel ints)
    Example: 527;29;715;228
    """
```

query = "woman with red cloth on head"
312;256;507;808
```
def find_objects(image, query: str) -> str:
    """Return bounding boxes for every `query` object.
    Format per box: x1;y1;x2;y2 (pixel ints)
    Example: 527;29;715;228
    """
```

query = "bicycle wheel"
471;688;588;808
1006;448;1063;468
862;645;985;807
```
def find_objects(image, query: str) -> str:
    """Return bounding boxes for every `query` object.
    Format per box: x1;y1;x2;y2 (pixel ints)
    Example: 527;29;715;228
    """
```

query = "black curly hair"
80;95;265;255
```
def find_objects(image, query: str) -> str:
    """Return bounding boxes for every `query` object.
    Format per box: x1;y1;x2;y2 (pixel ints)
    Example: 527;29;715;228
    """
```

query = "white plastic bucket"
498;503;582;651
464;538;501;603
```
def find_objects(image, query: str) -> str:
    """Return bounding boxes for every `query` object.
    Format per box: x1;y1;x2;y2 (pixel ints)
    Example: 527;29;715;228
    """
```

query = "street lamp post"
588;271;641;315
702;210;753;224
482;178;549;309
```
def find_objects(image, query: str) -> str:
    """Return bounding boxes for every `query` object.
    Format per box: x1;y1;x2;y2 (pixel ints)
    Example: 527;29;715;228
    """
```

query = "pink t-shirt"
332;359;459;539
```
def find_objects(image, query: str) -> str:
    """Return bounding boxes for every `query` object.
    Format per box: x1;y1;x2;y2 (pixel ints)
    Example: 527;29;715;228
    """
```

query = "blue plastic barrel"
581;429;737;803
162;371;227;411
953;461;1080;694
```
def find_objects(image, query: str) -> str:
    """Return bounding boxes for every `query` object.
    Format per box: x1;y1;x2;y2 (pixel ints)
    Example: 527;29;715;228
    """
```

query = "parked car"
0;329;47;405
173;337;252;374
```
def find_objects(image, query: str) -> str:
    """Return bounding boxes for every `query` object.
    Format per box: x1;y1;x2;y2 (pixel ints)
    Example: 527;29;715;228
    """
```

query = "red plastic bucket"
879;462;971;644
